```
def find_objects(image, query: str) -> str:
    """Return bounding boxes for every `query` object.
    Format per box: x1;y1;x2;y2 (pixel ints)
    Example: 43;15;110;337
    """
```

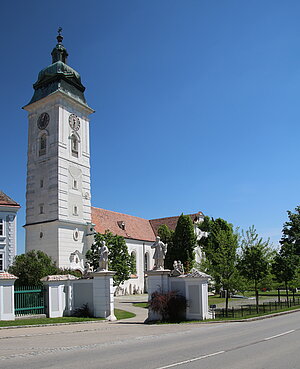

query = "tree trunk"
255;289;259;314
225;289;229;317
254;281;259;314
285;282;289;308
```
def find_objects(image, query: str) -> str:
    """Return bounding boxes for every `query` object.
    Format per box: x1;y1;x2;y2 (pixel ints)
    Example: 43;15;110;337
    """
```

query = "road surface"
0;311;299;369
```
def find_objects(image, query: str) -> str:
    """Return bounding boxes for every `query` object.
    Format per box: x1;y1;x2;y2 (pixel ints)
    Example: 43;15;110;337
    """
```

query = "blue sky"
1;0;300;253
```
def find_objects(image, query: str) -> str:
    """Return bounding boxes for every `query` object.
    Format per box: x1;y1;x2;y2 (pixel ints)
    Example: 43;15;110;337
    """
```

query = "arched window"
39;133;47;156
144;252;149;271
131;251;137;275
71;134;79;157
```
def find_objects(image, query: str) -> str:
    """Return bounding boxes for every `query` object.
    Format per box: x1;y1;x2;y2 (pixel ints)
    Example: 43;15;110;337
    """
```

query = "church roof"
91;207;204;242
92;207;156;242
149;212;204;236
0;191;20;208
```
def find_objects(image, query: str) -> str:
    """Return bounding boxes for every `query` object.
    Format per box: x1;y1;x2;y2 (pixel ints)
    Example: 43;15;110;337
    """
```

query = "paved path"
114;294;148;323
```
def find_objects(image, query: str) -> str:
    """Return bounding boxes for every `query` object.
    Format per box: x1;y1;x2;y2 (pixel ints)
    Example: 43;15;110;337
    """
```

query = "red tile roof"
149;212;204;236
0;191;20;208
91;207;156;242
91;207;204;242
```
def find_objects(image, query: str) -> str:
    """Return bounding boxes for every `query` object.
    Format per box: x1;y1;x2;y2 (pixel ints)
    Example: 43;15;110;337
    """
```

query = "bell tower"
23;29;94;271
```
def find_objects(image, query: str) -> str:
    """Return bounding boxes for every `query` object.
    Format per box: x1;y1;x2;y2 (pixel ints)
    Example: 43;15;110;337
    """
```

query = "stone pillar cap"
41;274;79;282
0;272;18;280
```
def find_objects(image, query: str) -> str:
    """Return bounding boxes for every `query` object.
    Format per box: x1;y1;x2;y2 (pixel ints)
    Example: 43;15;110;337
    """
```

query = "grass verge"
0;309;135;327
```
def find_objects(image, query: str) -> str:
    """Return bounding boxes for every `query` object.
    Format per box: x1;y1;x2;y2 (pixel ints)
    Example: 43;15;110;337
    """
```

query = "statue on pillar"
97;240;110;271
151;236;167;270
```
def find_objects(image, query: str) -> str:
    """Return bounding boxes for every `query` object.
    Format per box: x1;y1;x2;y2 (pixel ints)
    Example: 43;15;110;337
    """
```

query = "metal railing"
213;298;300;319
14;286;46;316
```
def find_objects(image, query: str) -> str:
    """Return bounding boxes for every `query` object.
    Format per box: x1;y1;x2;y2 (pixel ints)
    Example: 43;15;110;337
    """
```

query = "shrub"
148;290;187;322
72;303;92;318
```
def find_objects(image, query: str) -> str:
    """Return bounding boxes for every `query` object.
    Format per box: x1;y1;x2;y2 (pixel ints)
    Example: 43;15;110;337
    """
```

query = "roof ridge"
91;206;148;221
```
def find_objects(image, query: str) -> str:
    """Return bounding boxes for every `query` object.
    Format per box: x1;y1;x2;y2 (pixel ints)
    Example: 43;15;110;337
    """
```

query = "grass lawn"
132;302;148;309
0;309;135;327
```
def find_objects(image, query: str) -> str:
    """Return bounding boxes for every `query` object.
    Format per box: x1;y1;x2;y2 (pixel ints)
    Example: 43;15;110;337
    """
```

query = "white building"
24;32;205;294
0;191;20;271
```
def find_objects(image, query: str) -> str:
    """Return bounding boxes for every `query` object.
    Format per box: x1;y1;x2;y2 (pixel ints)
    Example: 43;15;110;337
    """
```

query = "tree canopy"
8;250;58;286
238;226;273;311
158;224;174;270
86;231;135;287
172;214;197;272
198;216;239;314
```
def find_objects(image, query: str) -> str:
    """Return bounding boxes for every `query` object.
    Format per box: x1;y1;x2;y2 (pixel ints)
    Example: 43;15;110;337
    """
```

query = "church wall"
25;222;59;264
57;223;88;271
117;239;155;295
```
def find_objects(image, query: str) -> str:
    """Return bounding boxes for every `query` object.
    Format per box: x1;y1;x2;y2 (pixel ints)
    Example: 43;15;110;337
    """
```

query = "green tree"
172;214;197;272
280;206;300;256
8;250;58;286
86;231;134;287
272;244;299;307
238;226;273;312
198;217;239;315
158;224;174;270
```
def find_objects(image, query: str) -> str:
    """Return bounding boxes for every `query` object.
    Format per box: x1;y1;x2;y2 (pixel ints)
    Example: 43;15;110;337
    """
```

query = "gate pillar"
0;272;17;321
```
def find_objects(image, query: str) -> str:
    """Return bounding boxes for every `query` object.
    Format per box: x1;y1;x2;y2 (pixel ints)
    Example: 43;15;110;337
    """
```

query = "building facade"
0;191;20;271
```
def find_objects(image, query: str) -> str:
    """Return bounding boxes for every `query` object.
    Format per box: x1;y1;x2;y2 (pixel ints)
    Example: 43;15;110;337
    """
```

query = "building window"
73;205;78;216
40;179;44;188
39;204;44;214
131;251;137;275
71;134;78;157
39;134;47;156
0;254;3;272
73;179;78;189
0;219;3;236
144;252;149;271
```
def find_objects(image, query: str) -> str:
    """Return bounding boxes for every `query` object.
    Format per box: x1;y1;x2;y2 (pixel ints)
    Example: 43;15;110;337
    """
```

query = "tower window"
39;134;47;156
40;179;44;188
71;135;78;157
39;204;44;214
0;219;3;236
73;205;78;216
73;179;78;189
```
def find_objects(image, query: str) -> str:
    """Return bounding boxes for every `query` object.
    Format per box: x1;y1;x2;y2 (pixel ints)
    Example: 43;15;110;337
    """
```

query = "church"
23;31;204;294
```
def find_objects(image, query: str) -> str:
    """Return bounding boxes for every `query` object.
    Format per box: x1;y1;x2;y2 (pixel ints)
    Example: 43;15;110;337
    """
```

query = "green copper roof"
29;30;87;106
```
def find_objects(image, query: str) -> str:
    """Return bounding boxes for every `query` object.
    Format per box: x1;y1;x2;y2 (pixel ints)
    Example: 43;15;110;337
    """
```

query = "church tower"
23;30;94;271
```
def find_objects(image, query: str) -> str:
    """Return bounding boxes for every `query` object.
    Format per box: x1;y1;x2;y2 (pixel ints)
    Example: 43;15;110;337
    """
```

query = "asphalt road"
0;311;299;369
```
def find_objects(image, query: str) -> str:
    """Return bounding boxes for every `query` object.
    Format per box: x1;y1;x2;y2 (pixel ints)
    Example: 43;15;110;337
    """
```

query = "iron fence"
14;286;46;316
214;298;300;319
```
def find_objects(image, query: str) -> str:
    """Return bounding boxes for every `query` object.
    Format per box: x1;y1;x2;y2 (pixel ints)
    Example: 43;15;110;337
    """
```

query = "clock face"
69;114;80;131
37;112;50;130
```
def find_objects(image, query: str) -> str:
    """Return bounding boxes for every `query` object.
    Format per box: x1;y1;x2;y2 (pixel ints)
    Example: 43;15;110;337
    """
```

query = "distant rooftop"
0;191;20;208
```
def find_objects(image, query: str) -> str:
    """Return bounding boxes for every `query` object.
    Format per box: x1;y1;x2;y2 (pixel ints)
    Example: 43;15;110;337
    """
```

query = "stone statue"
83;261;93;278
171;260;184;276
151;236;167;270
97;240;109;271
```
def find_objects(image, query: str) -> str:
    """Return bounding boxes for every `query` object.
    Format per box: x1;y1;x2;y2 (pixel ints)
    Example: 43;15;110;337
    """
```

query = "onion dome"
29;28;87;106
